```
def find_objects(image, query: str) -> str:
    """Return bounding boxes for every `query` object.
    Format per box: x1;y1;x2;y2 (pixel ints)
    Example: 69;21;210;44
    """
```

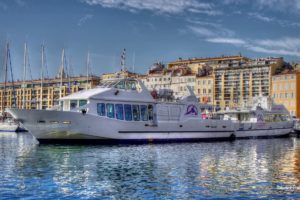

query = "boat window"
97;103;106;116
132;105;140;121
115;104;124;120
140;105;148;121
124;104;132;121
79;100;87;107
70;100;77;110
106;103;115;118
60;101;64;110
148;105;153;121
126;80;137;90
115;80;126;89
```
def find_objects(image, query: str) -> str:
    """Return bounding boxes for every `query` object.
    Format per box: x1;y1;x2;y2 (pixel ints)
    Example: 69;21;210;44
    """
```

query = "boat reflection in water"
1;133;300;199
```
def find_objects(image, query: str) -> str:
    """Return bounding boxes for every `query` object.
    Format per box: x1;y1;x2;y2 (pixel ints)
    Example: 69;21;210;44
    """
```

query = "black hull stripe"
118;130;235;133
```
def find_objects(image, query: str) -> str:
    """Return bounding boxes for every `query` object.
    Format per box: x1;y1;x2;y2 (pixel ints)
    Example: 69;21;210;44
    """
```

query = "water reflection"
1;133;300;199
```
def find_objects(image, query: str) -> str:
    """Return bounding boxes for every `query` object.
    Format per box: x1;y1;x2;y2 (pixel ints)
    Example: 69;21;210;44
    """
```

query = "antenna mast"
40;44;45;110
59;48;65;99
121;48;126;72
86;51;90;90
22;43;27;109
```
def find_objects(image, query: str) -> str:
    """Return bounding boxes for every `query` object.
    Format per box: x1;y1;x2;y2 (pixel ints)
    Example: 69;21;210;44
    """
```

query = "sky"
1;0;300;81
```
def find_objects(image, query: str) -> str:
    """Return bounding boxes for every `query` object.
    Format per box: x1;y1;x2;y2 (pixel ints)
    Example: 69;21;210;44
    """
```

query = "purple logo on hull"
185;105;198;116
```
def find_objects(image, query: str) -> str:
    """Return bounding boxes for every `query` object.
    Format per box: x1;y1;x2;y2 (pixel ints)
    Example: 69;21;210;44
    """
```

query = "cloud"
82;0;221;15
255;37;300;51
187;19;235;38
248;12;273;22
78;14;93;26
206;37;246;45
15;0;25;7
204;36;300;57
247;45;300;57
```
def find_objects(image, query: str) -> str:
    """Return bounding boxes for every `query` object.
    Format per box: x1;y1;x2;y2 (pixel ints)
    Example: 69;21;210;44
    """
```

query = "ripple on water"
1;133;300;199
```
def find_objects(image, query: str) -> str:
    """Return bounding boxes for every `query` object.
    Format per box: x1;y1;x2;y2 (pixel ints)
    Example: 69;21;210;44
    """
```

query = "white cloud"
248;12;273;22
187;26;215;37
247;45;300;57
206;37;246;45
82;0;220;15
78;14;93;26
255;37;300;51
187;20;235;38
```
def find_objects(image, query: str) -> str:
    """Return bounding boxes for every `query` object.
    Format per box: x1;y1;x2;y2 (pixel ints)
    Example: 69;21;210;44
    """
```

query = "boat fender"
81;109;87;115
114;90;119;95
229;133;236;140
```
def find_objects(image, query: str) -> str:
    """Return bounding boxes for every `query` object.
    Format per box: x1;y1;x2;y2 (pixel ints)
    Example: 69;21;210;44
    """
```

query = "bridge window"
115;104;124;120
97;103;106;116
106;103;115;118
124;104;132;121
79;100;87;107
148;105;153;121
70;100;77;110
140;105;148;121
132;105;140;121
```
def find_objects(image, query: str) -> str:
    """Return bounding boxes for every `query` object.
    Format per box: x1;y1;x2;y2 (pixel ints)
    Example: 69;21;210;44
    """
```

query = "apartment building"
213;57;282;110
168;55;249;74
0;76;100;112
195;76;213;104
272;70;300;117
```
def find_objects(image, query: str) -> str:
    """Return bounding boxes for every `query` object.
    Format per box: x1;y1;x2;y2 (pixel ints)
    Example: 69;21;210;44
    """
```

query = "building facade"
272;71;300;117
0;76;100;112
213;58;282;110
168;55;249;73
195;76;214;104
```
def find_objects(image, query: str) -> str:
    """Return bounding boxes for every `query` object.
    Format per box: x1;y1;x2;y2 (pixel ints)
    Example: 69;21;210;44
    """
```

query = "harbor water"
1;132;300;199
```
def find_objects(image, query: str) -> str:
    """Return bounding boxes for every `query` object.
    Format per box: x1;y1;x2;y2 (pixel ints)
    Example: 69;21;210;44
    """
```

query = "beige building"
170;74;196;99
213;57;282;110
168;55;249;74
195;76;213;104
101;70;139;81
0;76;100;112
272;70;300;117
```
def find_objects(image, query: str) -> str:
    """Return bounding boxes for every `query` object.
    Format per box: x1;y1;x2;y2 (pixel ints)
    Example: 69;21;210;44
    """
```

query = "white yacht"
8;78;236;143
216;96;294;138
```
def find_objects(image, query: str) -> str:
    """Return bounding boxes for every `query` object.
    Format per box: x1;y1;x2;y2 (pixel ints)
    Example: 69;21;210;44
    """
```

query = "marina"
1;132;300;199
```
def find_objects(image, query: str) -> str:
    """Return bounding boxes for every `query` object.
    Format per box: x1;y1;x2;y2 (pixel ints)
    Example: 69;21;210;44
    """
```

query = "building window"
124;104;132;121
106;103;115;118
203;89;206;94
97;103;106;116
115;104;124;120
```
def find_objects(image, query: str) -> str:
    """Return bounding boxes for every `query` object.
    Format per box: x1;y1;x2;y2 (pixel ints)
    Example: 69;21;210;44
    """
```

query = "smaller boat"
216;96;294;138
0;116;19;132
294;120;300;136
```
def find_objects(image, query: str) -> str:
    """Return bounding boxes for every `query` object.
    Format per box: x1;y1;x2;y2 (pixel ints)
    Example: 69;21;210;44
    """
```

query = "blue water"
1;133;300;199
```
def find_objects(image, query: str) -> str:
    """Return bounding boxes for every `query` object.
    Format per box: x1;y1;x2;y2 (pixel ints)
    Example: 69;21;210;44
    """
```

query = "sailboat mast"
40;44;44;110
2;43;9;117
86;51;90;90
22;43;27;109
60;48;65;99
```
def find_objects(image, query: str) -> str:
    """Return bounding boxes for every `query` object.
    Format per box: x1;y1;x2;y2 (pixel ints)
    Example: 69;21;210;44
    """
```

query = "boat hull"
8;108;236;143
234;122;293;138
0;122;19;132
